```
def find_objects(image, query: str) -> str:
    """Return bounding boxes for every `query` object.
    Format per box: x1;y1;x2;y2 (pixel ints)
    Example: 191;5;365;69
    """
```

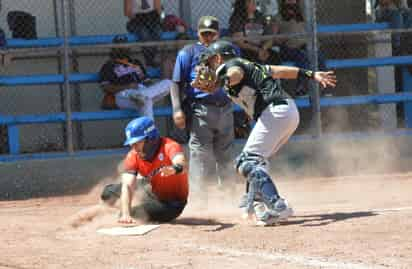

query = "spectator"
162;14;191;40
258;0;279;17
7;11;37;39
274;0;325;96
375;0;411;54
170;16;235;200
124;0;162;67
99;35;176;119
376;0;403;21
228;0;281;64
0;28;6;48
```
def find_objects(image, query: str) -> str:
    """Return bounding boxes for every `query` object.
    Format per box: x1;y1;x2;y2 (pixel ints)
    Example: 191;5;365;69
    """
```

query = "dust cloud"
270;106;410;180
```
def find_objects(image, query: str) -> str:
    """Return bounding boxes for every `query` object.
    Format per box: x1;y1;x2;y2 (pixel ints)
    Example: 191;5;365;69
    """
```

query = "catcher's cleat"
241;200;266;221
255;198;293;226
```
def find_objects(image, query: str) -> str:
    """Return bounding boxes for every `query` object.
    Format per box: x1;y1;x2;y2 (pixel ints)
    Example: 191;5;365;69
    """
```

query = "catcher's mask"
207;40;237;58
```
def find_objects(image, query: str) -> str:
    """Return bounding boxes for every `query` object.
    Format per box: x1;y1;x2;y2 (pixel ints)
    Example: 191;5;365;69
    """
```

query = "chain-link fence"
1;0;411;155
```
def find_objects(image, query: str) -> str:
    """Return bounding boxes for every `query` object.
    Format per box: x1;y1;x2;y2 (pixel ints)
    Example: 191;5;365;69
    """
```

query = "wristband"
172;164;184;174
298;69;315;80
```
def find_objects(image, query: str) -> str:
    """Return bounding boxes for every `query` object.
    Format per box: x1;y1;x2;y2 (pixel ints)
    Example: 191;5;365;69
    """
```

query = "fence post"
304;0;322;137
67;0;84;150
180;0;192;29
59;0;74;154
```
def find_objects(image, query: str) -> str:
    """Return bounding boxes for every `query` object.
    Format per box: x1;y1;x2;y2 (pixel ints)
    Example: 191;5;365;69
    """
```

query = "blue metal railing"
2;22;412;161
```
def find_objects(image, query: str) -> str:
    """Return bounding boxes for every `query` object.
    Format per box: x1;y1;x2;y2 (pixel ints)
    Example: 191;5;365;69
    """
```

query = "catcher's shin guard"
235;152;280;214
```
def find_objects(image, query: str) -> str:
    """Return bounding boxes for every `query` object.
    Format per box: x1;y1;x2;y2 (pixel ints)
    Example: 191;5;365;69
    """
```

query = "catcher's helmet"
123;116;159;146
208;40;237;57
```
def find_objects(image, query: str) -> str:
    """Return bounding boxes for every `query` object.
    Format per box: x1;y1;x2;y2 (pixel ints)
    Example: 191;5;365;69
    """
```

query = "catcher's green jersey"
216;57;290;120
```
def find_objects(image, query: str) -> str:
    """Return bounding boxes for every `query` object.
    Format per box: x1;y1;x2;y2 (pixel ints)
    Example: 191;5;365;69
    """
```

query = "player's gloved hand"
173;110;186;129
191;64;218;93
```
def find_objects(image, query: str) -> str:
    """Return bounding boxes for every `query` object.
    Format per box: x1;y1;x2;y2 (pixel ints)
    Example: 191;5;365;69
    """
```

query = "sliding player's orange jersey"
123;137;188;202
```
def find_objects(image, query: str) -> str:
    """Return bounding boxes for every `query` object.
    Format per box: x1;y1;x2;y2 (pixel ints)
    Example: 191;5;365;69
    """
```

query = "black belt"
194;98;230;107
254;99;288;120
272;99;288;106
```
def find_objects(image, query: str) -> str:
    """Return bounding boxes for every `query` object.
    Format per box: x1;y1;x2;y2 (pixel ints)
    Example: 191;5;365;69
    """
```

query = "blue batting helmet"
123;116;159;146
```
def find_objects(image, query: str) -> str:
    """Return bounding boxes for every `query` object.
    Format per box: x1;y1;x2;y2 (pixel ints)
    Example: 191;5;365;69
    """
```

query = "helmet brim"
123;135;146;146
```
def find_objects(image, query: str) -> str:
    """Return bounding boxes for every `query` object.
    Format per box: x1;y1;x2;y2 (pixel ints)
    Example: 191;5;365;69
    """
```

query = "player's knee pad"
235;152;267;178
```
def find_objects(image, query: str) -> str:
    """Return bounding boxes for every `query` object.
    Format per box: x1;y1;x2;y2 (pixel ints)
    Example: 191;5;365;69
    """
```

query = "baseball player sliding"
192;40;336;226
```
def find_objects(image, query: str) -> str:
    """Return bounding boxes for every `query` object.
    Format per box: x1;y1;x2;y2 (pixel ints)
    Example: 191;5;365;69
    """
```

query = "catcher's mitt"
190;64;218;93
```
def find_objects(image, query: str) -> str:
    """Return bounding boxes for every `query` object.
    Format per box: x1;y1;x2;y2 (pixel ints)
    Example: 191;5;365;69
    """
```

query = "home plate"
97;224;160;236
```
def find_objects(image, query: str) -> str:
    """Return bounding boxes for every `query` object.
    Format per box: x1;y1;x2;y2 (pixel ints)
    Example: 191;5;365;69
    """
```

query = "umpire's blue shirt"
172;42;229;102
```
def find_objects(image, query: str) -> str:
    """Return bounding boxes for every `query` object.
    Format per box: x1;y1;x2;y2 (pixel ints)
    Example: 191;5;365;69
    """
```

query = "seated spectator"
7;11;37;39
0;28;6;48
376;0;403;22
375;0;410;54
258;0;279;17
99;35;176;119
274;0;325;96
124;0;162;67
228;0;281;65
162;14;191;40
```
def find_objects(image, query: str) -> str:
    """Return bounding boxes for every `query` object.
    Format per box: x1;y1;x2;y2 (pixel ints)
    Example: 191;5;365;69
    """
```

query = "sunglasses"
200;31;217;37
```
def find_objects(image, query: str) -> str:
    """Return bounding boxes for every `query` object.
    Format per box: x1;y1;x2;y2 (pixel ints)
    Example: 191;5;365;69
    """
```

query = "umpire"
170;16;235;200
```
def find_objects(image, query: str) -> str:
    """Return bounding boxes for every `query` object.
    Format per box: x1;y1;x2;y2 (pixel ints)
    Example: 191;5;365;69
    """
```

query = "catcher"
192;40;336;226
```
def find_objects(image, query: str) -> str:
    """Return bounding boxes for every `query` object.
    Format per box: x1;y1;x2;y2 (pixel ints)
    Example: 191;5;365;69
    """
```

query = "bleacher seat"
3;22;412;160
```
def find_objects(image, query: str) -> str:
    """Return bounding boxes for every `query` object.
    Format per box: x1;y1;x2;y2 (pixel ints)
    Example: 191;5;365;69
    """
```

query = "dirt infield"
1;173;412;269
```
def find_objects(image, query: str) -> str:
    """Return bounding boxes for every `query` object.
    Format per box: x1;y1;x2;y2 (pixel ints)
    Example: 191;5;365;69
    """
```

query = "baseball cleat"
241;201;266;220
255;198;294;226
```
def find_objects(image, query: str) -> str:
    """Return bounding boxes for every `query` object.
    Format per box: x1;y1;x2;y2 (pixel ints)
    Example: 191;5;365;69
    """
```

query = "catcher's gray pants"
239;99;299;213
243;99;299;159
115;79;174;119
189;101;235;196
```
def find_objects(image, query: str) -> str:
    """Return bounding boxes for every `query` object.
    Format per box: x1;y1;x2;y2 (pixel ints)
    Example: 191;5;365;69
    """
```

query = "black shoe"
101;183;122;202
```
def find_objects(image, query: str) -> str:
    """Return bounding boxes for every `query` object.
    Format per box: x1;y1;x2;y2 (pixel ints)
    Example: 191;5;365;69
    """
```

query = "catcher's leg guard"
235;152;280;214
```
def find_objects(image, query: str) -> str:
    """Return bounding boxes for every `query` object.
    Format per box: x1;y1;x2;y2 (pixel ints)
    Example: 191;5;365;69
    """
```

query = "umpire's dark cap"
197;16;219;34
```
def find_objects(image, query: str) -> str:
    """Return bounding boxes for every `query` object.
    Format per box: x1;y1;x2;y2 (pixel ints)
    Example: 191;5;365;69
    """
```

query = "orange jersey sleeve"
164;137;185;160
123;150;140;175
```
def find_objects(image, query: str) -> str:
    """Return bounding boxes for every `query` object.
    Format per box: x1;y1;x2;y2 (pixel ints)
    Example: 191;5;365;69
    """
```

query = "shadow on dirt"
0;262;31;269
280;211;379;227
173;217;235;232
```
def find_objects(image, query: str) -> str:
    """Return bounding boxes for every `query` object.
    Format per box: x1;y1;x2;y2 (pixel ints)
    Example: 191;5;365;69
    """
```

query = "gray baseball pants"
243;99;299;160
189;102;235;195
